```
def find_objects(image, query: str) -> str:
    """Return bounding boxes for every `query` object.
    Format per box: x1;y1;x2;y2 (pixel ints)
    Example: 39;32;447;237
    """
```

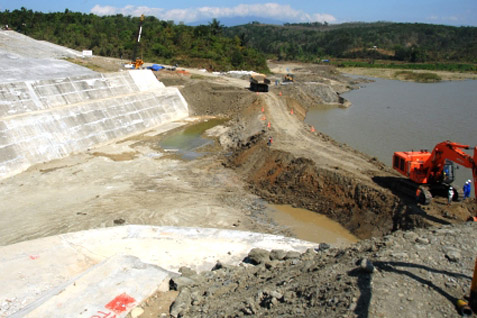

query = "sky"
1;0;476;27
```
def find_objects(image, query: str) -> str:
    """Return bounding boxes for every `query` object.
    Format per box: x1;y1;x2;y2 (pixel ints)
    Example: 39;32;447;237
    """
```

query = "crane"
392;140;477;204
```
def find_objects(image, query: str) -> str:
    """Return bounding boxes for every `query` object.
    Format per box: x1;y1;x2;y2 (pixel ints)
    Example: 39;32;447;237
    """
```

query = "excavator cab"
441;160;455;184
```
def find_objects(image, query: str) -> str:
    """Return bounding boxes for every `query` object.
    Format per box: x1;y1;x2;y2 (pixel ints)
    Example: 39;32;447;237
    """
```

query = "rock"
270;249;287;261
211;261;224;271
403;231;418;240
130;307;145;318
445;250;461;262
359;258;375;274
284;251;301;260
113;218;125;225
415;237;430;245
246;248;270;265
316;243;331;252
170;276;197;291
390;252;408;259
179;266;197;277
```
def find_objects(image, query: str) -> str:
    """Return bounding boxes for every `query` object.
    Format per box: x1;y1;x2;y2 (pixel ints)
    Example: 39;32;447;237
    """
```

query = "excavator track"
416;185;432;205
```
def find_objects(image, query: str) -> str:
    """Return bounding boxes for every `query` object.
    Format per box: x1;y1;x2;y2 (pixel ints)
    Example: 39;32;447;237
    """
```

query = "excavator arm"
472;147;477;199
427;141;476;189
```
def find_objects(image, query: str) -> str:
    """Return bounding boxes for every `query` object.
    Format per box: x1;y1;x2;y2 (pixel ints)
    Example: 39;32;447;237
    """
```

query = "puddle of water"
159;118;226;160
268;204;358;247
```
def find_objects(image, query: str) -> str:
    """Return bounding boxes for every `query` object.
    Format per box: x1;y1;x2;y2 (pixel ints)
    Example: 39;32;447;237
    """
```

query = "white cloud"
427;15;460;23
90;3;336;24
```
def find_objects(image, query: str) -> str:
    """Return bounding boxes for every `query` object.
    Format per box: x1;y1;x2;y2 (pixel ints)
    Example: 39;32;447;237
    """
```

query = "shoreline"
339;66;477;82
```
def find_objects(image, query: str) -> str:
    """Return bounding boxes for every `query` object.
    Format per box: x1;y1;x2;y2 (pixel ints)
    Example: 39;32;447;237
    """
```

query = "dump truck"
249;73;270;92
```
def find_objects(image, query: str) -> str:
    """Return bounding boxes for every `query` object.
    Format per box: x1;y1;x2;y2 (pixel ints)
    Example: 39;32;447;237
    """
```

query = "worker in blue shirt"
463;180;472;199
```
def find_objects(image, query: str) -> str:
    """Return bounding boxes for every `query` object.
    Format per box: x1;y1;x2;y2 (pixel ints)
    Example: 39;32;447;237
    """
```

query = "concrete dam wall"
0;70;189;179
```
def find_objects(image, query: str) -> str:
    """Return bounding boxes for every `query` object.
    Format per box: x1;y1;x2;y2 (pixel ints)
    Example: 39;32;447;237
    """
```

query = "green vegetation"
225;22;477;67
0;8;269;72
2;8;476;74
394;71;442;82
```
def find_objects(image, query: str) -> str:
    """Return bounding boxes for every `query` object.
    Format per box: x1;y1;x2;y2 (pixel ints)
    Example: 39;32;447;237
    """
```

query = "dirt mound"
224;134;405;239
179;81;255;117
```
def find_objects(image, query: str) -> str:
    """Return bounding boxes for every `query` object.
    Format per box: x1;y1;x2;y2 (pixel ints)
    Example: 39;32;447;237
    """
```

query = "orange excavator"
392;140;477;204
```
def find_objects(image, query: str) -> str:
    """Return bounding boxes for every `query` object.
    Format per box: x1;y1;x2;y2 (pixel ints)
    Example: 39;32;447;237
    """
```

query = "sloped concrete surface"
0;225;317;317
0;70;188;179
0;30;95;83
12;255;175;318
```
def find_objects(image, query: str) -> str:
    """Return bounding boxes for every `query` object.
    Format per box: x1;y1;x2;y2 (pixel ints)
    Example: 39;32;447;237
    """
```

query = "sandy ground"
339;66;477;81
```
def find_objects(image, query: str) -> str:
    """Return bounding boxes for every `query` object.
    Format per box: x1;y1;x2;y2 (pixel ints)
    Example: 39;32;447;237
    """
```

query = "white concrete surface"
0;225;317;317
11;255;174;318
0;70;189;180
0;30;95;83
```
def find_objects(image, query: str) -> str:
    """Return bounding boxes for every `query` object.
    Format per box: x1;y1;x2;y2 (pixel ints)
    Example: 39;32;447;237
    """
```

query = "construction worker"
463;181;471;200
267;136;273;146
448;186;454;206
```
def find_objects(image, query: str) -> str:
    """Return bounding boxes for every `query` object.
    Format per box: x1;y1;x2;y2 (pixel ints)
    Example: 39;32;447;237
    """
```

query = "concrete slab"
11;255;176;318
0;225;317;317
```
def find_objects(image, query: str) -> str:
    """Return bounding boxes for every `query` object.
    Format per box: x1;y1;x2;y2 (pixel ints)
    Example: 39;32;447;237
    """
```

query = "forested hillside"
2;8;476;72
225;22;477;64
0;8;269;72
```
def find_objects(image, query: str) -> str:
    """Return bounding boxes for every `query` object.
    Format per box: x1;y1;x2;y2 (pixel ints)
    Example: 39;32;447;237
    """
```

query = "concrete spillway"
0;70;189;179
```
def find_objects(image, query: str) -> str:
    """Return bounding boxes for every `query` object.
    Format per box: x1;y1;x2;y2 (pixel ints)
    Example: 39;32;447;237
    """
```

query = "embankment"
0;70;188;179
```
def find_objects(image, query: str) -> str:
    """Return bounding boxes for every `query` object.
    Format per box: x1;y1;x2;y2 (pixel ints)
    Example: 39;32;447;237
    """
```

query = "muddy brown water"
306;78;477;197
159;118;226;159
268;204;358;247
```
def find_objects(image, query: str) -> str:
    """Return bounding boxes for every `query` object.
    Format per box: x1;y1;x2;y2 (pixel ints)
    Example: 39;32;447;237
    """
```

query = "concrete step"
10;255;176;318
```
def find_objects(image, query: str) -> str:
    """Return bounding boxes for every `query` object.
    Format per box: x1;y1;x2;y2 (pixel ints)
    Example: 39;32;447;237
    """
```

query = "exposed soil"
160;222;477;318
339;66;477;82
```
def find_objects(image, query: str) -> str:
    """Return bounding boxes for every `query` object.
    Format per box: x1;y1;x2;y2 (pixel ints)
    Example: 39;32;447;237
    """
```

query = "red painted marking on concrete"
105;293;136;314
29;255;39;260
90;311;116;318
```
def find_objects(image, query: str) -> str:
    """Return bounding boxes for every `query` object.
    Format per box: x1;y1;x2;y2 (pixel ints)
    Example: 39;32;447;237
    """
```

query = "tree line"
225;22;477;64
0;8;269;72
1;8;475;71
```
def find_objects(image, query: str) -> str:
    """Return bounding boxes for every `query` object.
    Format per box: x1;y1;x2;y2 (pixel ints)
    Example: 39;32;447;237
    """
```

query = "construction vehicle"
392;140;477;204
283;73;294;83
249;73;270;92
129;14;145;69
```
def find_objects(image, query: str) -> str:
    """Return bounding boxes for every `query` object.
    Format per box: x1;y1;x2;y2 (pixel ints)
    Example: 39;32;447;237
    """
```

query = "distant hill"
190;17;286;27
224;22;477;63
2;9;475;70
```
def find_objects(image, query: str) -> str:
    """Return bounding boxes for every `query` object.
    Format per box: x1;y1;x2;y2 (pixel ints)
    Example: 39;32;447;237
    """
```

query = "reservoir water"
305;77;477;195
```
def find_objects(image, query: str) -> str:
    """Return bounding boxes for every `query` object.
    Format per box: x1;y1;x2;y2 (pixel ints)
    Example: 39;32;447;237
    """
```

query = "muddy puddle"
268;205;358;247
159;118;226;160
